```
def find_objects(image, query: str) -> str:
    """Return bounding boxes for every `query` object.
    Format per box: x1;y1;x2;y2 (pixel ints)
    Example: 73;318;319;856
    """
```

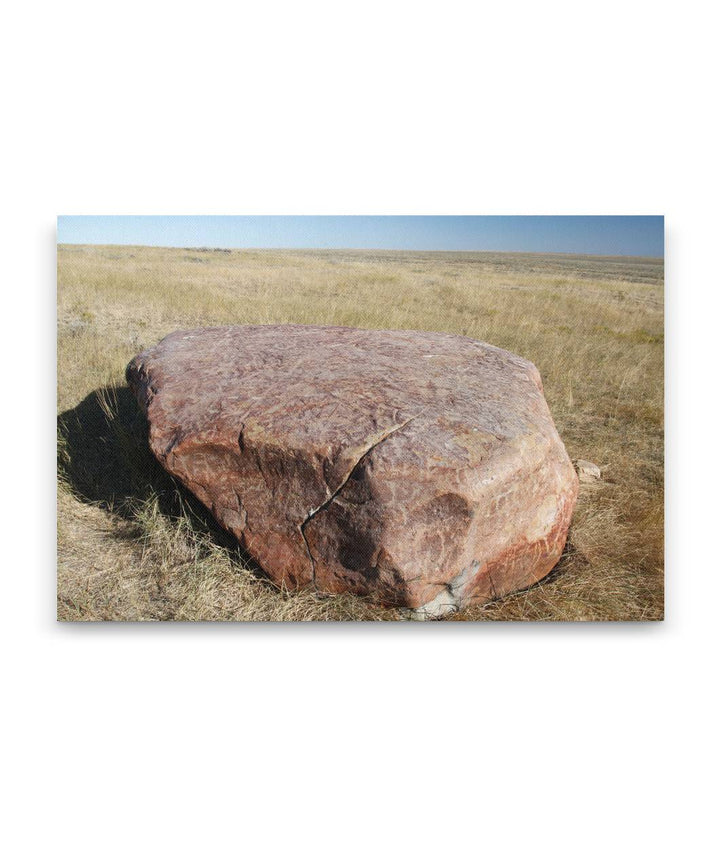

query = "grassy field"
57;244;664;621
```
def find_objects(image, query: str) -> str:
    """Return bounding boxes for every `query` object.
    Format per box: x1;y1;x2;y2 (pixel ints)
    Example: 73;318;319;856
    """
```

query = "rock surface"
126;325;578;613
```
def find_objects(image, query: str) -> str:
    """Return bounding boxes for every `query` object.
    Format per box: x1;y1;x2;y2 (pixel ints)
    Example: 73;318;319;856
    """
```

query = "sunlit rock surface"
127;325;578;613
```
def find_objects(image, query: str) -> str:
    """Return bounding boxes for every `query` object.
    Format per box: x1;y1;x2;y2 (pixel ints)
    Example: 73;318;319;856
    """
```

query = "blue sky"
57;215;664;257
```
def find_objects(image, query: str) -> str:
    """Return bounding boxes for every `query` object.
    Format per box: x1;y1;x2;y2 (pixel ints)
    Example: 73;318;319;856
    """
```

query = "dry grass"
57;244;664;621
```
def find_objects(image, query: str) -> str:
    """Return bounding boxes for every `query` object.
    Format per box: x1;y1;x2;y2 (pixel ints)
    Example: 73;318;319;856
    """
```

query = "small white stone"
410;588;459;620
574;459;602;482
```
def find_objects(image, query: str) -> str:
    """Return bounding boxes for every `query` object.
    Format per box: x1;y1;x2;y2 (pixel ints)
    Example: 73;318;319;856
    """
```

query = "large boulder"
126;325;578;615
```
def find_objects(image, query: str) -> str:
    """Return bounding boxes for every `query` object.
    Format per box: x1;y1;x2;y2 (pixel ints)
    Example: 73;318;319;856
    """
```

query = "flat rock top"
129;324;551;472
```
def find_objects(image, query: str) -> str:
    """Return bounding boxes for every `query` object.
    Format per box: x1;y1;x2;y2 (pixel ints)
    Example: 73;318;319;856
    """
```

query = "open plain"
57;245;664;620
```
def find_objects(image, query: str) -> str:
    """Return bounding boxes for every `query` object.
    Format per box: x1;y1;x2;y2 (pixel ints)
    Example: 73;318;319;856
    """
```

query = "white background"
2;1;718;854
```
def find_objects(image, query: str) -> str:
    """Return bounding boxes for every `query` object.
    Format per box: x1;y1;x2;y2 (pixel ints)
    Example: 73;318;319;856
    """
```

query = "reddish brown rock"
126;325;578;615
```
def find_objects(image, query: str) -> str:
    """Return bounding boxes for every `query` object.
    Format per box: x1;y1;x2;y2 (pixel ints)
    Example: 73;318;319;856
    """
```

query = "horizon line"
57;242;664;260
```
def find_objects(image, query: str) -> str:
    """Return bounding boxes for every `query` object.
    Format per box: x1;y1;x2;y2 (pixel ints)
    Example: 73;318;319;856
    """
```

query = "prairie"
57;244;664;620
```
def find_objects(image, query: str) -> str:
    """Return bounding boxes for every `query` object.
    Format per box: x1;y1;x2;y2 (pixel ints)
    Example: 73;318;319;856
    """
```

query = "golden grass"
57;244;664;620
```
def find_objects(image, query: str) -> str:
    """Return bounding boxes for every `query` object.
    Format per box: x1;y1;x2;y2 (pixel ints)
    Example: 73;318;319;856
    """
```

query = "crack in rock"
299;414;419;586
487;568;498;600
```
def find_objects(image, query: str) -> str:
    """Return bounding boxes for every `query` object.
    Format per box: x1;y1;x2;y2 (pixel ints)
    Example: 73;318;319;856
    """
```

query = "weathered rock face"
126;325;578;614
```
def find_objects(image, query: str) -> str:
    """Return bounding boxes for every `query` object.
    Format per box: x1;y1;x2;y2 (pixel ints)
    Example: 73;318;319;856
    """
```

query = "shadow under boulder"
57;385;247;556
